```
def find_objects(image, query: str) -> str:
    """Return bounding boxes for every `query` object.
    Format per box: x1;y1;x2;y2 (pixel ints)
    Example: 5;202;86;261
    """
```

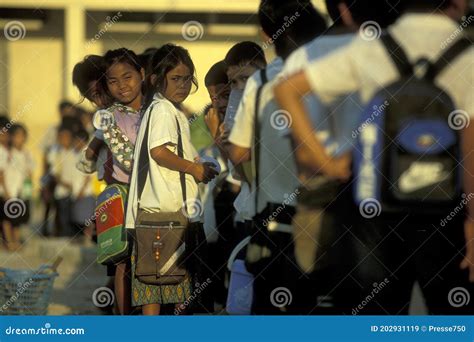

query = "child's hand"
205;107;220;140
323;153;351;181
190;162;219;184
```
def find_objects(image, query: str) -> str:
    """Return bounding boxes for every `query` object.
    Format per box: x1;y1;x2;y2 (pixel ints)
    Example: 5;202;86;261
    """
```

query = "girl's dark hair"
103;48;142;73
224;41;267;69
144;43;198;109
72;55;107;99
10;124;27;138
259;0;327;59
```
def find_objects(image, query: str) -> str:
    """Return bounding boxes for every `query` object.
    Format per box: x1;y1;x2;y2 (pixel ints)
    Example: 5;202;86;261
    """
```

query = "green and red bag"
95;184;131;265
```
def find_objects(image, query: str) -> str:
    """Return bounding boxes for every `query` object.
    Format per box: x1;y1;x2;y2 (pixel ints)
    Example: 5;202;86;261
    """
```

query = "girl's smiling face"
106;62;144;109
163;63;193;104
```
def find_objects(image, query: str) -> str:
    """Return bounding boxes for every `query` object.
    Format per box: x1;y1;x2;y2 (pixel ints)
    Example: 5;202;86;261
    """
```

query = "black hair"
259;0;327;59
144;43;198;108
138;47;159;71
59;100;74;111
10;124;27;138
72;55;108;99
57;124;74;135
325;0;402;28
224;41;267;69
75;129;89;141
204;61;229;87
60;116;83;135
402;0;453;11
103;48;142;73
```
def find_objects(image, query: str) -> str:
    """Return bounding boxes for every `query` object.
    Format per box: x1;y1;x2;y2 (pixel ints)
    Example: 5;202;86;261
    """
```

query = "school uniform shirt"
304;13;474;116
229;57;284;222
71;149;94;198
125;94;200;229
0;145;9;197
3;148;35;199
282;33;359;156
230;57;301;233
50;147;77;199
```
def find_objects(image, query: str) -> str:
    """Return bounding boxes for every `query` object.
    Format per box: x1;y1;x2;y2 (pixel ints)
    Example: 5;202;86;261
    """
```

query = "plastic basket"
0;266;58;315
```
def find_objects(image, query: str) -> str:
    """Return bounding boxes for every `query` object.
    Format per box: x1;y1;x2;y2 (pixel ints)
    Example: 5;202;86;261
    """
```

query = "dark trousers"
345;210;474;315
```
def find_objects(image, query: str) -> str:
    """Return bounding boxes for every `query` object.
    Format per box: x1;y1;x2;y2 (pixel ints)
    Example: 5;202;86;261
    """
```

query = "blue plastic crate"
0;266;58;315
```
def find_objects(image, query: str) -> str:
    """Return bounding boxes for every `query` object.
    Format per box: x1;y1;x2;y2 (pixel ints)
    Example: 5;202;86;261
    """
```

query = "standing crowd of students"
2;0;472;316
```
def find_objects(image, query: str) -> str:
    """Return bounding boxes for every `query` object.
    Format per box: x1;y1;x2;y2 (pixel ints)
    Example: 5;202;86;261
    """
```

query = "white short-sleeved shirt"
304;13;474;116
4;148;34;198
282;33;359;156
71;150;94;198
50;147;78;199
228;58;284;221
125;94;200;229
229;58;301;230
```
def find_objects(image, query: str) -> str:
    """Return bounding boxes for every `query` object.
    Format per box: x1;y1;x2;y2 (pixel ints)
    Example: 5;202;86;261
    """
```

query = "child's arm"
150;145;218;184
85;137;104;161
0;170;10;199
274;71;350;180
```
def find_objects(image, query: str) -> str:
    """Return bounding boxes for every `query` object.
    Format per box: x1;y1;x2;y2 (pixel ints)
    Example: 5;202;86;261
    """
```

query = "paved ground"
0;201;427;315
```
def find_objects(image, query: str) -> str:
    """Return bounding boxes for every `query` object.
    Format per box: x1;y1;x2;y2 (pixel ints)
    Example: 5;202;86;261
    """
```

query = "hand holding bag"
134;104;189;285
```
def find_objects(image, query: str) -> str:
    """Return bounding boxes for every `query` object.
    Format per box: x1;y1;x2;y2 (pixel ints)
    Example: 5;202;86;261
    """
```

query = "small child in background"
49;124;77;237
2;124;35;251
0;116;12;250
72;129;96;243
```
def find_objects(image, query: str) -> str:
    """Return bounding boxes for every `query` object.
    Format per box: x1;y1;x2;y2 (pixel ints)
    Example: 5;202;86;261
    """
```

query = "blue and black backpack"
353;33;471;214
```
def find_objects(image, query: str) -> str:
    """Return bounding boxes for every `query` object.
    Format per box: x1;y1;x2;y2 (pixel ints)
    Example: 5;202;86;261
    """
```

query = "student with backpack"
227;0;327;314
276;0;402;313
275;0;474;314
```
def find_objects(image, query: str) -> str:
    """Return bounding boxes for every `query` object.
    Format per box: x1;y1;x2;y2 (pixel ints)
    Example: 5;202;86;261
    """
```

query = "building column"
64;3;85;100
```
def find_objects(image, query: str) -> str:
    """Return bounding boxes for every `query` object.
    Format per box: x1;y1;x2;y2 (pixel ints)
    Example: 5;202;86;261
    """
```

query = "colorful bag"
95;184;131;265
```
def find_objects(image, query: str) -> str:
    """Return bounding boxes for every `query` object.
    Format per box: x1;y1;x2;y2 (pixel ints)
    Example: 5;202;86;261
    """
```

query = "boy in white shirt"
227;0;327;314
50;125;77;237
276;0;474;314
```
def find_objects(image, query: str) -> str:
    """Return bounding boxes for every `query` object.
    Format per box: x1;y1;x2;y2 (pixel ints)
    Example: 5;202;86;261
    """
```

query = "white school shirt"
71;149;94;198
229;58;284;221
0;145;8;197
282;33;359;156
125;94;200;229
229;58;294;230
304;13;474;117
3;148;35;198
50;147;77;199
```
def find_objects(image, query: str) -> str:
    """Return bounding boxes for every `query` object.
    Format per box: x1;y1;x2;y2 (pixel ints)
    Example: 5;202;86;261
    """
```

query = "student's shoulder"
148;97;178;118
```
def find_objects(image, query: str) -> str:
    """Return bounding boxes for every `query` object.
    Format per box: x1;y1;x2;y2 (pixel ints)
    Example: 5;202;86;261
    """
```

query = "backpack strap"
253;68;268;214
425;37;472;81
137;103;187;208
380;32;413;77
